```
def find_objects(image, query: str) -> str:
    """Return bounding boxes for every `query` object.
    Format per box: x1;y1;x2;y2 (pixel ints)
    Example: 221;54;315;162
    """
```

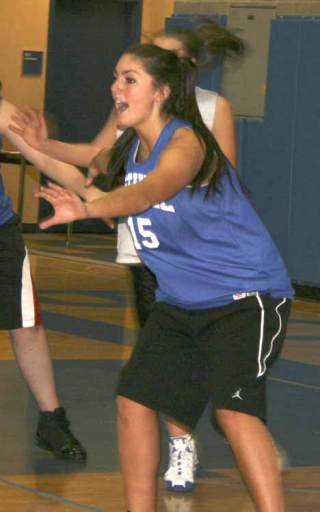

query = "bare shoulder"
215;95;234;119
170;126;203;150
157;125;204;177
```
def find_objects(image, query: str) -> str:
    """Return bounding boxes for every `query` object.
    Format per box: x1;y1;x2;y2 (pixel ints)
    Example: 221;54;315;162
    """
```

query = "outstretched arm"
9;105;118;167
0;98;105;203
36;127;204;229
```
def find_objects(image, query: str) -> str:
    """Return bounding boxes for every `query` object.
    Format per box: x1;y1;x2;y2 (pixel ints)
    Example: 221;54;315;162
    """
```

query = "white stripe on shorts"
21;248;36;327
255;293;287;378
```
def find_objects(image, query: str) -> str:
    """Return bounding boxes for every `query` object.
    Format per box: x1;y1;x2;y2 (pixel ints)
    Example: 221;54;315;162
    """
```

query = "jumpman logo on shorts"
232;388;243;400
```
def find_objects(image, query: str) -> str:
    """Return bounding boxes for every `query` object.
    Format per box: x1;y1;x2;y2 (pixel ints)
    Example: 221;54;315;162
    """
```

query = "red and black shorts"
0;215;42;330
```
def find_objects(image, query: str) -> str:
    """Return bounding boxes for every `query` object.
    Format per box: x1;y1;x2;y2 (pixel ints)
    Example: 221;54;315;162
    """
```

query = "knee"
116;395;132;428
116;395;152;429
214;408;250;434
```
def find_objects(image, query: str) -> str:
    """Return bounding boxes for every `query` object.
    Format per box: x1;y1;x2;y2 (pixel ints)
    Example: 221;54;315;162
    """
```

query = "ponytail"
156;17;245;67
196;17;245;65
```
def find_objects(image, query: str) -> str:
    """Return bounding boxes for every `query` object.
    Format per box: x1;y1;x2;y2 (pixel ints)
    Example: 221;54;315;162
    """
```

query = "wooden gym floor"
0;233;319;511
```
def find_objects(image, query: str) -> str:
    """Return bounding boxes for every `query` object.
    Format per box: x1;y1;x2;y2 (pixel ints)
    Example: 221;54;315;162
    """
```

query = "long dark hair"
102;43;227;195
156;17;245;66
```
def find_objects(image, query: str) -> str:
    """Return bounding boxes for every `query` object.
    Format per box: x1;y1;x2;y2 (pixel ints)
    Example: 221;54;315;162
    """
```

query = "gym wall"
174;0;320;16
0;0;174;225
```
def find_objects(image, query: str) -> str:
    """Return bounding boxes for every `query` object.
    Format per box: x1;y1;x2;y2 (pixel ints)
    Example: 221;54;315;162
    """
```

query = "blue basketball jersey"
125;118;294;309
0;100;15;225
0;174;14;226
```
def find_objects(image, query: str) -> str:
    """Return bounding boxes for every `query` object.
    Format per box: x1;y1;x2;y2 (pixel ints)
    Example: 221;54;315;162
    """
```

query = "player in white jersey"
35;43;293;512
9;19;244;491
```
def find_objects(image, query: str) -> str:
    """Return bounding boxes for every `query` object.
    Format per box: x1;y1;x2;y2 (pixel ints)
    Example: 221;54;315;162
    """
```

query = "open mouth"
115;101;129;113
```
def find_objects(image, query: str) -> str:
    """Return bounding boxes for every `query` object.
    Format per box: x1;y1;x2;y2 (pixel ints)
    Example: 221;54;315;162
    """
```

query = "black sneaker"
35;407;87;462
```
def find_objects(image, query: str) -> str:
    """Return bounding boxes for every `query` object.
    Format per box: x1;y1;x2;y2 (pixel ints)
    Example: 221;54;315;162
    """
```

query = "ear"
154;84;171;104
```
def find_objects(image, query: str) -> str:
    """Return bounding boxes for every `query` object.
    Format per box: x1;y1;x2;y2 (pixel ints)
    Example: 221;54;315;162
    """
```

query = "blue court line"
0;478;103;511
40;289;126;298
286;336;320;341
42;311;137;345
290;319;320;325
44;289;126;297
287;487;320;495
194;477;320;495
42;299;124;309
271;359;320;387
270;376;320;391
39;289;129;308
41;309;320;348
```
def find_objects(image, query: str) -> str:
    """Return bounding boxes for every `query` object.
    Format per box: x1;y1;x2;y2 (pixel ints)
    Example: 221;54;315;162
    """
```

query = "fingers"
39;216;56;230
42;182;73;195
10;111;30;128
19;107;40;124
36;182;88;229
7;122;23;136
9;112;30;134
36;188;58;201
8;107;43;142
11;108;40;127
35;182;75;204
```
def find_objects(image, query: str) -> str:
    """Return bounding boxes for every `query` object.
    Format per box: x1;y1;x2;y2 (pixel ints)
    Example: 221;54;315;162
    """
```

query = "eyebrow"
114;68;140;76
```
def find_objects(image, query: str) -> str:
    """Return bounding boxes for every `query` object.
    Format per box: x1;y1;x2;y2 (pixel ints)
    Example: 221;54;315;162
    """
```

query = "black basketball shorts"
0;215;42;330
116;293;291;429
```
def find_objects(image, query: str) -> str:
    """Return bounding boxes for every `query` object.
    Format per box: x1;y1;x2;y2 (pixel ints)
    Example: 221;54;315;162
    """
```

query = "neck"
135;115;171;161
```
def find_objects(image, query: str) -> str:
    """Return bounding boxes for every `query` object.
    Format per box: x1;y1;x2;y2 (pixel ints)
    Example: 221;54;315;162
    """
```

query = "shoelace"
169;443;194;477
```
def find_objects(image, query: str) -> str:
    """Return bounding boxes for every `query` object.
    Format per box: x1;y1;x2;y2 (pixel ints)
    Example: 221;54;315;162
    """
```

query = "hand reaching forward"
36;183;88;230
9;107;49;151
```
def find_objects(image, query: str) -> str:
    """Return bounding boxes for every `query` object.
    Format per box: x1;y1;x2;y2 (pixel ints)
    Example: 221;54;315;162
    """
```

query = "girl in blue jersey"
36;44;293;512
10;19;245;492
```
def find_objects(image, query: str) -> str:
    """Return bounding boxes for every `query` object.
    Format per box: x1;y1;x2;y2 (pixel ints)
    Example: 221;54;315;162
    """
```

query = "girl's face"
153;35;187;59
111;54;166;130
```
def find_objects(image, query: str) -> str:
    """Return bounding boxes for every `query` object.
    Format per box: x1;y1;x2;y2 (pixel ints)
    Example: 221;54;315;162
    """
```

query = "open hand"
36;182;88;229
9;107;49;150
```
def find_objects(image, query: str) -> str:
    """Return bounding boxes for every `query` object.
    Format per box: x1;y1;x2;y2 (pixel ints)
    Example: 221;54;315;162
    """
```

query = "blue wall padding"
238;19;301;266
287;20;320;284
238;18;320;285
167;14;320;285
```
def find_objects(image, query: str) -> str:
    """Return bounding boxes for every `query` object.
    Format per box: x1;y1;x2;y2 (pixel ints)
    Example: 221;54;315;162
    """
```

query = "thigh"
117;303;209;430
202;294;291;422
